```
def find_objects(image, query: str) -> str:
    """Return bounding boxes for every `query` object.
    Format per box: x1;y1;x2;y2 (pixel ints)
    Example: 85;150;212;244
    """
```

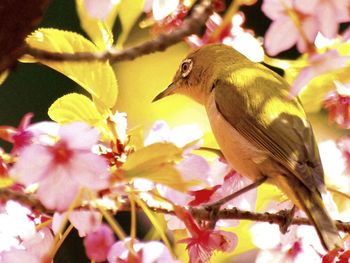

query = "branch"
2;188;350;232
25;0;213;63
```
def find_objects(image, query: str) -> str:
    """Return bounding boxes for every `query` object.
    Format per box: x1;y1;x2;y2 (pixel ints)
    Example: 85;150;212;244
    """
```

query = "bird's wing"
214;65;325;193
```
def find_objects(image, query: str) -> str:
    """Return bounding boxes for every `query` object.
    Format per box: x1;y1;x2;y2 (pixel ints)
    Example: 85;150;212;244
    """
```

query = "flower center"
50;140;73;164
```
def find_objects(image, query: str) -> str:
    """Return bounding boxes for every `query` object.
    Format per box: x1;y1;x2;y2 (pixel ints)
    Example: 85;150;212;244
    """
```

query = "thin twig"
25;0;213;63
2;188;350;232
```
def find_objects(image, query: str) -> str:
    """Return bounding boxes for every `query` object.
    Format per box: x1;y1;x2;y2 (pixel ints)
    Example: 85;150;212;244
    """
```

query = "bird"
152;43;341;251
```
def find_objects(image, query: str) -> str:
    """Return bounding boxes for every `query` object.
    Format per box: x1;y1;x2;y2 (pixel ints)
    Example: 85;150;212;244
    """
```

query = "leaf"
116;0;145;48
23;28;118;110
122;143;193;191
75;0;120;49
48;93;104;124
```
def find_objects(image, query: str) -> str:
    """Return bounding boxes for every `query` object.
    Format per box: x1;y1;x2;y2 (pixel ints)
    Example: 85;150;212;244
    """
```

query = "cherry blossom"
323;81;350;128
84;223;116;262
290;50;350;97
262;0;318;55
175;207;237;263
52;210;100;237
0;201;36;252
252;202;326;263
0;113;34;154
107;238;178;263
11;122;110;211
187;12;264;62
294;0;350;39
0;227;53;263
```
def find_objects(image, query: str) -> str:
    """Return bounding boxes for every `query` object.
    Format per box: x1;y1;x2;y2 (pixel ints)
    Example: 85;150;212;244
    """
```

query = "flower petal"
59;122;100;150
70;152;109;189
264;18;299;56
11;144;53;185
37;167;79;211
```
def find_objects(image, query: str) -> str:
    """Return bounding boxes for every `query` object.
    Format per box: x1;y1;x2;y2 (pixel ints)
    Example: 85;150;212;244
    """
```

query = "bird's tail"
293;182;342;250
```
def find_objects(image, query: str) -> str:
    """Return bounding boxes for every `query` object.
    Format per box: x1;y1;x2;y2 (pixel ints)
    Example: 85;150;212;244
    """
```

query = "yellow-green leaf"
123;142;182;171
116;0;144;48
76;0;120;49
48;93;105;124
24;28;118;109
122;142;193;191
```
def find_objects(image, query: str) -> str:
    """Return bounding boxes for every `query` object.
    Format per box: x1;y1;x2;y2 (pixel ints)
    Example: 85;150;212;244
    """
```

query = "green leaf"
122;143;193;191
75;0;119;49
23;28;118;110
48;93;104;124
116;0;145;48
123;143;182;171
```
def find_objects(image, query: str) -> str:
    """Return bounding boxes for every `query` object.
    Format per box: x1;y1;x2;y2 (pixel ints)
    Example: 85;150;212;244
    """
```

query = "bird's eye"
180;59;193;78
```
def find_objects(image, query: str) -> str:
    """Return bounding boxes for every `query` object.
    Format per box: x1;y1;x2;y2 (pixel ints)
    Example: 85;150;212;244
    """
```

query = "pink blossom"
0;113;34;154
11;122;109;211
187;12;264;62
84;223;115;262
262;0;318;55
107;238;178;263
252;202;325;263
290;50;350;97
0;227;53;263
0;201;36;251
323;81;350;128
294;0;350;39
175;207;237;263
337;136;350;173
83;0;116;20
53;210;100;237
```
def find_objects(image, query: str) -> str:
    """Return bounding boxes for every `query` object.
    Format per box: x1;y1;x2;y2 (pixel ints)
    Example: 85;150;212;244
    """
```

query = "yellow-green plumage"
153;44;341;250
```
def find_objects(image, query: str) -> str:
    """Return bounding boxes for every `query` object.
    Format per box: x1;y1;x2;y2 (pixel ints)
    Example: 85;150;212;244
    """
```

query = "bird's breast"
205;91;267;181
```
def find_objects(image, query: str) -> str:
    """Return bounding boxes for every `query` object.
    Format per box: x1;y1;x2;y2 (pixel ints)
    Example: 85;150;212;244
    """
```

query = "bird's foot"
277;205;296;234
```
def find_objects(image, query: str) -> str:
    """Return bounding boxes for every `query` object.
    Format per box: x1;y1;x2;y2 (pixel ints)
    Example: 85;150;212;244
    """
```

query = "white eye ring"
181;59;193;78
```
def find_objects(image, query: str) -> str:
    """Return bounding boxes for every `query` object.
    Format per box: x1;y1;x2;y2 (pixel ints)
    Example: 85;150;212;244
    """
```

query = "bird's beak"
152;82;177;102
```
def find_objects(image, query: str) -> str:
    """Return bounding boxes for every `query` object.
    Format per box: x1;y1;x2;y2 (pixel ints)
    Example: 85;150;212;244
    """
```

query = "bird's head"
152;44;248;104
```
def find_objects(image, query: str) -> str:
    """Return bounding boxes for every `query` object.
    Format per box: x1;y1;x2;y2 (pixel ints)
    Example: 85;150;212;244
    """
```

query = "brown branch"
25;0;213;63
2;188;350;233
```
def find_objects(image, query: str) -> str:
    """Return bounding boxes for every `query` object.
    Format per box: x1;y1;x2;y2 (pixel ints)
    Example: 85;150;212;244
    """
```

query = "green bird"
153;43;341;251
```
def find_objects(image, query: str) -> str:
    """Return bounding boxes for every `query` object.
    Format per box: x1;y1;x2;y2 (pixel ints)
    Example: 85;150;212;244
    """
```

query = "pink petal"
1;250;38;263
37;167;79;211
136;241;177;263
23;227;53;259
84;224;115;262
69;211;101;237
261;0;291;20
299;16;318;48
176;155;209;182
264;18;299;56
318;1;338;38
294;0;318;14
11;144;53;185
84;0;114;20
59;122;100;150
290;67;314;97
70;152;109;189
107;238;136;262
